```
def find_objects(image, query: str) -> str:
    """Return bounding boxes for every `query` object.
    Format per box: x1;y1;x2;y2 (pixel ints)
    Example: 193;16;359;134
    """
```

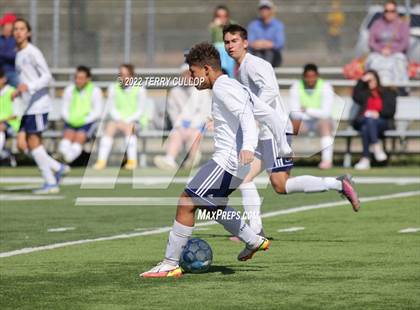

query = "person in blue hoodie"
0;13;18;87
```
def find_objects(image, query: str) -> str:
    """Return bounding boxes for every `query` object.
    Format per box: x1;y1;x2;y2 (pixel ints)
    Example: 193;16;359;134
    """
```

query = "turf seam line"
0;190;418;259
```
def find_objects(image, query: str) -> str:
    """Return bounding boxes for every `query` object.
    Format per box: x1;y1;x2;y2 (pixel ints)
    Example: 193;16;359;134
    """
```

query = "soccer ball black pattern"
180;238;213;273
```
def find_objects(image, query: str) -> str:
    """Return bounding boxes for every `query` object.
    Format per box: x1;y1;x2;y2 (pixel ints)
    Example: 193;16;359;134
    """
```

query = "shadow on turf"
187;265;265;275
206;265;235;275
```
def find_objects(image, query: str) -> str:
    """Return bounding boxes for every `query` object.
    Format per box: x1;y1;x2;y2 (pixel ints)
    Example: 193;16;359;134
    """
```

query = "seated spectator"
0;68;20;162
94;64;146;170
247;0;285;67
0;13;18;87
209;5;235;77
289;64;335;169
153;64;211;171
366;0;410;85
58;66;103;163
352;70;397;170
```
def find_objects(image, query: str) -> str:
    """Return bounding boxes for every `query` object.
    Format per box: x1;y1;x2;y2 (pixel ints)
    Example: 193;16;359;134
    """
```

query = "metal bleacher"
39;67;420;167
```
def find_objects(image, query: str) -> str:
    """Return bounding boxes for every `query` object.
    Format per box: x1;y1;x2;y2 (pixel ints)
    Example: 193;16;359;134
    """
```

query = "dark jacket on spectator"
0;35;16;73
352;80;397;130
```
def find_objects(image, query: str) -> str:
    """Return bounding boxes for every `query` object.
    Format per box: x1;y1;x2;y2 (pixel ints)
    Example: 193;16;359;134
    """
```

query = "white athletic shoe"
140;261;183;278
374;150;388;162
33;184;60;195
153;155;178;171
354;158;371;170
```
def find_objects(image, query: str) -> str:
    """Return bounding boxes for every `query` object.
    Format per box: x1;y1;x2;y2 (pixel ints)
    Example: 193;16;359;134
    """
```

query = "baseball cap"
259;0;274;9
0;13;17;26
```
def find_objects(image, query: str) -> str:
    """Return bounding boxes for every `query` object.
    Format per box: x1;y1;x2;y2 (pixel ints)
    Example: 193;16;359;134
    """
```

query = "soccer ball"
180;238;213;273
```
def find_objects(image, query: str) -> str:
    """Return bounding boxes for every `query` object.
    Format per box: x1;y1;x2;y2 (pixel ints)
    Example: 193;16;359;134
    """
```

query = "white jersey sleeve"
61;85;74;123
85;86;104;124
241;55;279;106
15;43;53;115
211;75;258;177
214;82;257;152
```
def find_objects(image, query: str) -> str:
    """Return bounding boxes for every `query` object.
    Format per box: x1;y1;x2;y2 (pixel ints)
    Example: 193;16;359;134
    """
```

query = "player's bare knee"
178;192;196;213
270;173;289;194
272;181;287;194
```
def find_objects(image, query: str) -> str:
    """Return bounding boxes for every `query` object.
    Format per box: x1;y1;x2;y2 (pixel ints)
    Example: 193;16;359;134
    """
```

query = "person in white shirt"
12;18;69;194
222;24;360;237
58;66;103;163
289;63;335;169
140;42;275;278
154;64;212;171
93;64;146;170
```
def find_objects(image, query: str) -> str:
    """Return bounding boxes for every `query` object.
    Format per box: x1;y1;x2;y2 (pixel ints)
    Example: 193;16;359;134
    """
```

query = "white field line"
277;227;305;233
0;176;419;186
0;194;64;201
0;190;418;259
75;197;245;206
48;227;75;232
398;228;420;233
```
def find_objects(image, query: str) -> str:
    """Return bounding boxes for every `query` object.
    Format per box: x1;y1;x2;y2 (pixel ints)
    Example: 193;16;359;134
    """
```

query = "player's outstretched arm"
251;95;292;156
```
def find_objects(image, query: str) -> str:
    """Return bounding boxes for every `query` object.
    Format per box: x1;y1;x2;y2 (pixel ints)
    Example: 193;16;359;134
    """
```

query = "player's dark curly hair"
186;42;221;71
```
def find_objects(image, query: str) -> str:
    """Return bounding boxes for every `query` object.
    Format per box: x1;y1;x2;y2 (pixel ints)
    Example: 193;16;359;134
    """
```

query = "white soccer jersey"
211;75;258;177
61;84;104;124
15;43;53;115
237;53;293;138
107;84;147;122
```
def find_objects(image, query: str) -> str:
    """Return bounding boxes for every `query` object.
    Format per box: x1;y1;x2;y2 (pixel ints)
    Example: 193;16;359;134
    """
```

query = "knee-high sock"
239;182;263;234
45;151;62;172
64;143;82;163
216;206;262;248
285;175;342;193
58;139;71;157
125;135;137;161
31;145;56;185
164;220;194;266
97;136;113;161
321;136;334;163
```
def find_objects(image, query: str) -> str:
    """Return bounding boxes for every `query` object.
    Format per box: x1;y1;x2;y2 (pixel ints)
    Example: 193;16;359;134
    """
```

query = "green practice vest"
298;79;324;109
114;84;139;121
0;86;21;131
68;82;94;127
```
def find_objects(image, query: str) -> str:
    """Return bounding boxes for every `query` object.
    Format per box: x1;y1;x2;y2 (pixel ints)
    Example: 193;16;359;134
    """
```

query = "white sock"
58;139;71;157
98;136;113;161
239;182;263;234
125;135;137;161
216;206;262;248
45;151;62;172
321;136;334;163
164;220;194;266
31;146;56;185
285;175;342;193
0;131;5;150
64;143;82;163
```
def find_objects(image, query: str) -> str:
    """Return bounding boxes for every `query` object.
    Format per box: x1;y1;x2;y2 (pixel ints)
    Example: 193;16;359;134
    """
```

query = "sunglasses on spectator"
384;9;396;13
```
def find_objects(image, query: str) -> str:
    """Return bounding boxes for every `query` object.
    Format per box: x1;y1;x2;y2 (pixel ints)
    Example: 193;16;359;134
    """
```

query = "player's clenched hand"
239;150;254;165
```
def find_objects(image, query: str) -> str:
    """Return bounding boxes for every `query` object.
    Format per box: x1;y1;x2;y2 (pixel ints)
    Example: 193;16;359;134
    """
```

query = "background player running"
13;18;69;194
222;24;360;235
